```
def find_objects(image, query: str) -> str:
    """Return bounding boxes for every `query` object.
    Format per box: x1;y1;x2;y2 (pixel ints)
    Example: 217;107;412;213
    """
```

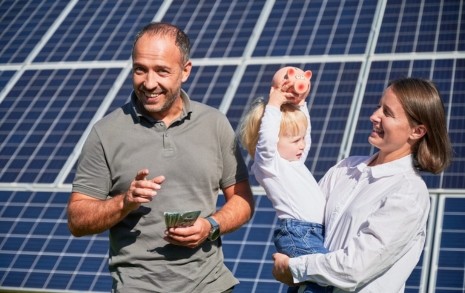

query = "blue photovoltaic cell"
163;0;266;58
0;0;68;63
253;0;377;57
0;70;15;91
0;68;122;184
434;197;465;291
33;0;162;62
105;71;133;116
183;65;237;108
0;191;111;292
219;195;286;293
442;59;465;189
376;0;464;54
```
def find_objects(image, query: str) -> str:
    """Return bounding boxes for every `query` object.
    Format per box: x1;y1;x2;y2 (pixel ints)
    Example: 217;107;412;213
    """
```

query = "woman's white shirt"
289;154;430;292
252;104;326;224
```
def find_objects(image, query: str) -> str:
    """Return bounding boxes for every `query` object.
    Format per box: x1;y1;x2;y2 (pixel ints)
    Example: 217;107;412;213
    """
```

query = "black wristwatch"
206;217;220;241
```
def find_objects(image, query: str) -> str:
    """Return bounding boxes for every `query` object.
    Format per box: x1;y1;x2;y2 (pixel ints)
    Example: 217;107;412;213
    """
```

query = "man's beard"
138;74;182;115
144;87;180;114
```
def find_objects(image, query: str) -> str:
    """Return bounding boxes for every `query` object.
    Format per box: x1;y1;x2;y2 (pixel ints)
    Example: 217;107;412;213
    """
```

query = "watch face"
207;217;220;241
209;226;220;241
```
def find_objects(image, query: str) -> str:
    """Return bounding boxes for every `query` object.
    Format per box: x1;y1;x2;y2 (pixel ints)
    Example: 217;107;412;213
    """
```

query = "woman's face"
368;87;418;159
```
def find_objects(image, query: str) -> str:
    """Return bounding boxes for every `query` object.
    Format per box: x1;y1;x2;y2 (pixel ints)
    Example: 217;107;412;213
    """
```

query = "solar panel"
0;0;69;64
0;71;16;91
33;0;162;62
0;0;464;292
375;0;464;54
0;68;122;184
252;0;377;56
163;0;267;58
429;196;465;292
0;190;110;291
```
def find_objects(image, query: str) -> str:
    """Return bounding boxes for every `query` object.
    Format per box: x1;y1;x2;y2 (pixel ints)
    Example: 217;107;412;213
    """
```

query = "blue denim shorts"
274;218;329;257
275;219;332;293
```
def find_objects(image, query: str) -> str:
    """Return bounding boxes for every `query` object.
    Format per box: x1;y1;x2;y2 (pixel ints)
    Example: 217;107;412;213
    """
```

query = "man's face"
132;33;191;119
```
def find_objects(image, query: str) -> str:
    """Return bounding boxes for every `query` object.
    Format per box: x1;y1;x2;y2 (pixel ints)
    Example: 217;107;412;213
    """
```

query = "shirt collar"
129;89;192;123
356;153;414;178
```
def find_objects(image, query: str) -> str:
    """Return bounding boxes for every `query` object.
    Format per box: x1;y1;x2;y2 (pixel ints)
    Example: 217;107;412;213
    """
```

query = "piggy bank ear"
287;68;296;79
304;70;312;80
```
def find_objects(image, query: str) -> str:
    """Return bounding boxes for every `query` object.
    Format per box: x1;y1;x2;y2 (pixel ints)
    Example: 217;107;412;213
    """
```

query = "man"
67;22;255;293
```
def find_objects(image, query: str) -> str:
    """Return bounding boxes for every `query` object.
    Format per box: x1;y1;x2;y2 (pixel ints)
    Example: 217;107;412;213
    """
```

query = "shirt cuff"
289;254;317;283
265;104;281;112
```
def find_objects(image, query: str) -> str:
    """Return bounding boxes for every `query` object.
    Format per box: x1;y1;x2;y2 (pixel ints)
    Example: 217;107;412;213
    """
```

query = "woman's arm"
286;190;429;290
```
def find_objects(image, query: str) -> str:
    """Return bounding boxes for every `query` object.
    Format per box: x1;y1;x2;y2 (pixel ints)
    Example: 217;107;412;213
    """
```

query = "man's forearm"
214;180;255;235
67;192;130;237
68;172;165;237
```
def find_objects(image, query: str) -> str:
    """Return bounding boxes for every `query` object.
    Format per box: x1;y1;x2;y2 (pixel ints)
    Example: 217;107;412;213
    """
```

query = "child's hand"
293;93;307;107
268;80;296;108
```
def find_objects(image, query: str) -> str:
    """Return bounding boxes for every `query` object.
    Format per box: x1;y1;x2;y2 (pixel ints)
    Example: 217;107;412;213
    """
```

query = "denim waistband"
280;218;325;229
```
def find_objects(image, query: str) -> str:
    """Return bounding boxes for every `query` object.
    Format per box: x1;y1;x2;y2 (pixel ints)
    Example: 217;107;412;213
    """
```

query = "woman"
272;77;453;292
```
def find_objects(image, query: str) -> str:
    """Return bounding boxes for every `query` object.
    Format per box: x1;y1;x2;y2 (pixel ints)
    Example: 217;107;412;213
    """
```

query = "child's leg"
274;219;328;256
274;219;332;293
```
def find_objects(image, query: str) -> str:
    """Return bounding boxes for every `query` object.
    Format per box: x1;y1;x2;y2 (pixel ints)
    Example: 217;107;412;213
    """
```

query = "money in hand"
164;210;201;229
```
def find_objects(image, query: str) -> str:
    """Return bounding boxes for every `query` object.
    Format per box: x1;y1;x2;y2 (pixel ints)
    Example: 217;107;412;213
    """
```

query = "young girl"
240;67;332;293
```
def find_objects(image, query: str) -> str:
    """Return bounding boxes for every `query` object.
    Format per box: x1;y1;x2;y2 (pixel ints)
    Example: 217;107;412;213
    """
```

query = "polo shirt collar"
129;89;192;123
355;153;414;178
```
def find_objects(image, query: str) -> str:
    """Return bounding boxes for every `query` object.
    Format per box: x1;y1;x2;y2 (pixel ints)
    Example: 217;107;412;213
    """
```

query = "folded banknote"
164;210;201;229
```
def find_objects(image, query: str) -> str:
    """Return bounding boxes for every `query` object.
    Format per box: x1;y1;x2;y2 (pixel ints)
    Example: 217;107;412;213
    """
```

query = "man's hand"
272;253;295;286
123;169;165;211
67;169;165;237
163;217;211;248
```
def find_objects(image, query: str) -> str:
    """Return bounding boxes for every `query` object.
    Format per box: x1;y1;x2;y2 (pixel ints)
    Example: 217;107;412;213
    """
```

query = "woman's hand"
272;253;295;286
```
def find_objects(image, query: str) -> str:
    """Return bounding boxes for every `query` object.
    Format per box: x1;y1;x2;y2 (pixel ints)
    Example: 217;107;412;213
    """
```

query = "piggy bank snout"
292;79;309;94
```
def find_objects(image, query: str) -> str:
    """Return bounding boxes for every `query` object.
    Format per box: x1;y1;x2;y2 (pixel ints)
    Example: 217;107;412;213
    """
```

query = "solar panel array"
0;0;464;292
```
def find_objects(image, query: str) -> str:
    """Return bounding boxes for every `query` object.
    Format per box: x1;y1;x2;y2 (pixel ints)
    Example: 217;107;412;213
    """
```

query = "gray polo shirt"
72;90;249;293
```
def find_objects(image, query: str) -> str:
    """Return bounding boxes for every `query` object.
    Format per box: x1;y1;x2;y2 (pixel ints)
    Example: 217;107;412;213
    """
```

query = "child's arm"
300;103;311;163
268;80;295;109
254;80;295;170
254;105;281;177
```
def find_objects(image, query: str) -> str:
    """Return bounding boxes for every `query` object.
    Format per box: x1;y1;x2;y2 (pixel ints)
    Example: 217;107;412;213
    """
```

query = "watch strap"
206;217;220;241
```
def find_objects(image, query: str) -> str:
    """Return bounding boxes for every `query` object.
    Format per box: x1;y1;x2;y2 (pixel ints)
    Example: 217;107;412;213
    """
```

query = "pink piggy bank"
287;67;312;95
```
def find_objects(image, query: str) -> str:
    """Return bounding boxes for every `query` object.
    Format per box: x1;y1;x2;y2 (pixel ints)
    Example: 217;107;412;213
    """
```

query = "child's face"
277;122;307;161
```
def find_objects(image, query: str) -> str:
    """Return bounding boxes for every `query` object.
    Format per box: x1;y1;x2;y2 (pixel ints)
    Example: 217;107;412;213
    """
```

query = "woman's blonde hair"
389;77;453;174
240;98;307;158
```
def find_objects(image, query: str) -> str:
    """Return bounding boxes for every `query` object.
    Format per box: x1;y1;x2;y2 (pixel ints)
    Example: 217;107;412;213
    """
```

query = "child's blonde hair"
240;98;308;158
